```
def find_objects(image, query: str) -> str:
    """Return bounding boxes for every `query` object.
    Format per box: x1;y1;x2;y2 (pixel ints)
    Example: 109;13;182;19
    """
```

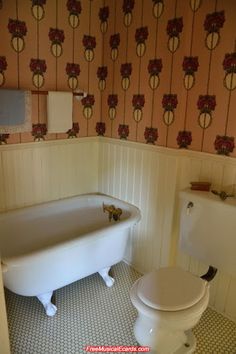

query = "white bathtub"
0;194;141;316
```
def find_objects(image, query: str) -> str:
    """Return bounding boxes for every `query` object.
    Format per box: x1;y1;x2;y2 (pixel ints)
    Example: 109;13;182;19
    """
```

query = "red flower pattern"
32;0;46;5
162;94;178;110
66;0;81;14
97;66;108;80
144;127;158;144
83;35;96;49
182;56;199;74
108;94;118;108
135;27;148;43
110;34;120;49
132;94;145;109
204;11;225;33
166;18;183;37
148;59;162;75
0;134;9;144
223;53;236;73
81;94;95;107
177;131;192;148
214;135;234;155
0;56;7;72
197;95;216;112
99;6;109;22
30;59;47;73
32;123;47;140
118;124;129;139
96;122;106;136
8;19;27;37
120;63;132;78
66;63;80;77
49;28;65;43
67;122;80;138
123;0;135;14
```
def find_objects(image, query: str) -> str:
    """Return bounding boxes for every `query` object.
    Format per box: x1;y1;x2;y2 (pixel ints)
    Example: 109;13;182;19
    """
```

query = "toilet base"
142;330;196;354
134;312;197;354
174;331;196;354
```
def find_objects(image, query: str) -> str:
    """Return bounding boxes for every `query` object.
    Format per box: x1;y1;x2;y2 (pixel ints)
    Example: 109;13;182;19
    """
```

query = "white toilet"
130;189;236;354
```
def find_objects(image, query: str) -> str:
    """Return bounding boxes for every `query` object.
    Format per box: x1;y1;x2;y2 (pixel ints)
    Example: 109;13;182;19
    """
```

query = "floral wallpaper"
0;0;103;143
0;0;236;157
103;0;236;157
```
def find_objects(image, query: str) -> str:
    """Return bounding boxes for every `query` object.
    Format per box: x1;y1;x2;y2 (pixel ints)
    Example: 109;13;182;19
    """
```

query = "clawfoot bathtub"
0;194;140;316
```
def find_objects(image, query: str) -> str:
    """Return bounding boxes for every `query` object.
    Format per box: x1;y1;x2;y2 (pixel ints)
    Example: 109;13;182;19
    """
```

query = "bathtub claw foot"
45;303;57;317
98;267;115;287
37;291;57;317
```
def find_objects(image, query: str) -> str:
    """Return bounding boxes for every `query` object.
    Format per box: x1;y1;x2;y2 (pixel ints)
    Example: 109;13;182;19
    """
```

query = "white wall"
0;258;10;354
98;138;178;271
98;138;236;321
0;137;99;211
0;136;235;321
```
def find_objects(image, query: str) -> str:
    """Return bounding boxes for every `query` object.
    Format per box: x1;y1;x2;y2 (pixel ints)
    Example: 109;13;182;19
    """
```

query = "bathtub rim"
0;193;141;267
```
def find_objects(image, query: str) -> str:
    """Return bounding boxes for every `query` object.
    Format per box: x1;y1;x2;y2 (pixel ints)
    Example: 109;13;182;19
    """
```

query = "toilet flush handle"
186;201;194;215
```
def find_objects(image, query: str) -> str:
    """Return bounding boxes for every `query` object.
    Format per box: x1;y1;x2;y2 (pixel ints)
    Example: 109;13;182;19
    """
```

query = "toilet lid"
137;267;207;311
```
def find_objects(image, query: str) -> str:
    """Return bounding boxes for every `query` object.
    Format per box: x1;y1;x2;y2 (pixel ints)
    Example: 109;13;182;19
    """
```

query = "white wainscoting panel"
99;139;179;273
0;258;10;354
0;138;99;211
98;138;236;321
175;153;236;321
1;137;235;321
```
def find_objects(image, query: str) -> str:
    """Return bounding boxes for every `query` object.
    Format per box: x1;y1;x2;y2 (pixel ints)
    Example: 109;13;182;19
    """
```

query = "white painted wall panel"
174;153;236;320
0;137;235;321
0;138;99;211
98;138;236;321
0;154;6;212
99;140;179;273
0;258;10;354
225;276;236;320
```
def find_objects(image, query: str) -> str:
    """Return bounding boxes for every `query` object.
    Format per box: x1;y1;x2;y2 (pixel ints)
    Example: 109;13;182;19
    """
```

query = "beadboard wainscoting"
0;138;99;211
0;137;236;321
98;138;178;271
98;138;236;321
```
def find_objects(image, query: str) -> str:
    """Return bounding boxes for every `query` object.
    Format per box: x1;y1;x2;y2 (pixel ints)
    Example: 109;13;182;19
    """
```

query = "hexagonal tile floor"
5;262;236;354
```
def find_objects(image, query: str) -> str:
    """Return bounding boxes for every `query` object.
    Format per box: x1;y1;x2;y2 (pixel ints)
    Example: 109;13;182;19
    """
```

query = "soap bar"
190;182;211;191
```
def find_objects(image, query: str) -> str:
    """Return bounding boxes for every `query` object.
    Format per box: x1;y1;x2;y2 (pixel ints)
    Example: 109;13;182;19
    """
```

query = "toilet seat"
137;267;207;311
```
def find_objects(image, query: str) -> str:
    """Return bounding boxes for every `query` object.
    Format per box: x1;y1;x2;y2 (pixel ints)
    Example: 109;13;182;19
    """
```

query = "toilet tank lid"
137;267;207;311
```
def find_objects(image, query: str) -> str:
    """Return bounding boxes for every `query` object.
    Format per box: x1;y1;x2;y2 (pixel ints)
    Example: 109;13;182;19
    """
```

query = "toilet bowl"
130;267;209;354
129;189;236;352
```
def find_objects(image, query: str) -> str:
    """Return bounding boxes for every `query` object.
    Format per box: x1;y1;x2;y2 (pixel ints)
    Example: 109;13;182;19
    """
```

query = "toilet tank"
179;189;236;276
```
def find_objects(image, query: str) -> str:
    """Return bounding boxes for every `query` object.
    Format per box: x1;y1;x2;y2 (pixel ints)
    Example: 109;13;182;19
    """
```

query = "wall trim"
99;137;236;165
1;136;236;167
0;136;99;151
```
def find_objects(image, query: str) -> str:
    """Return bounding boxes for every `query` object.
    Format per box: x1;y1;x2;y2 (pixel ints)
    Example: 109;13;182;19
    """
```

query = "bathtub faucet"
103;203;122;222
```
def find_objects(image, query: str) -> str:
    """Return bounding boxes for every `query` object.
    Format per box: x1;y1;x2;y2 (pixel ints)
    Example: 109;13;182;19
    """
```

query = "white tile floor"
5;262;236;354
